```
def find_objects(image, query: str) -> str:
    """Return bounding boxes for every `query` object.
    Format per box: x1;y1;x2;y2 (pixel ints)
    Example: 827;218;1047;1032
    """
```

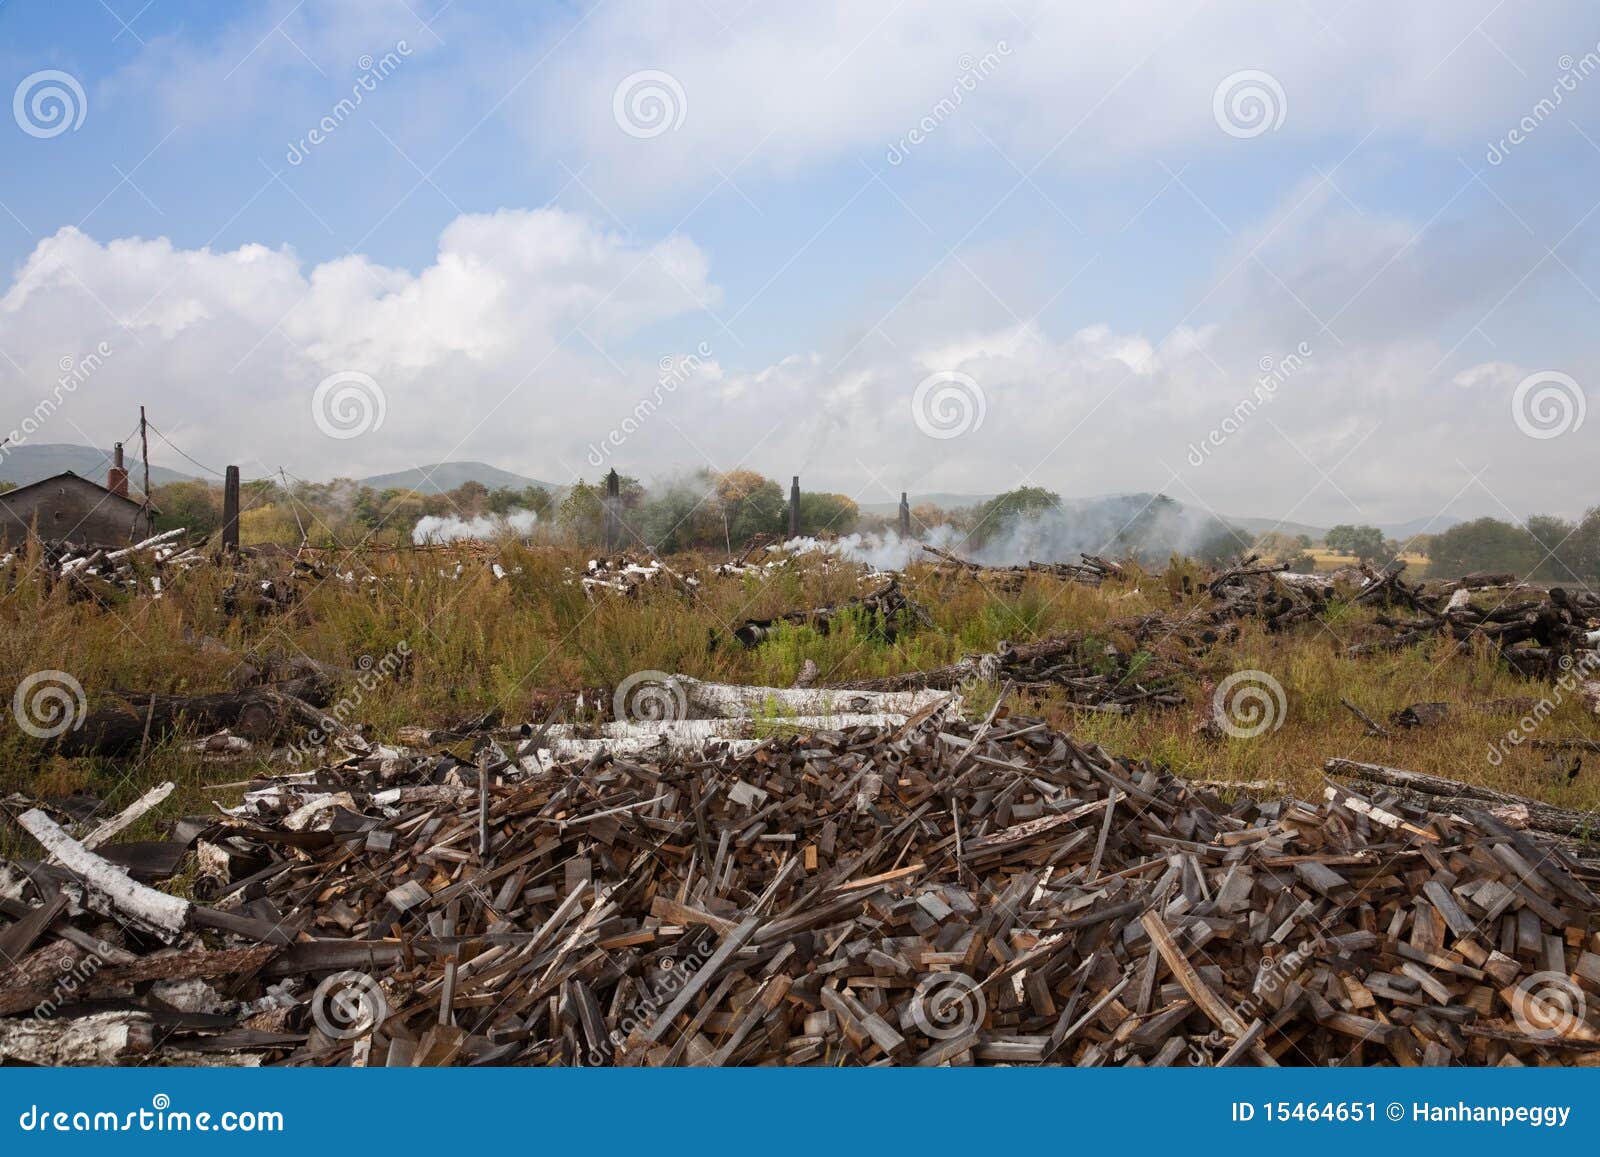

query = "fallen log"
1325;758;1599;842
55;676;333;757
15;809;191;938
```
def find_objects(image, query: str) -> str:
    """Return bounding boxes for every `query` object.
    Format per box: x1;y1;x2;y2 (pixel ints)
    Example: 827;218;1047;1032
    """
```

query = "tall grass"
2;542;1597;838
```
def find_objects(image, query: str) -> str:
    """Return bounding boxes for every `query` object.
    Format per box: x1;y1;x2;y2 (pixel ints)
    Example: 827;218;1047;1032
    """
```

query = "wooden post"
788;476;800;539
603;469;620;553
222;465;240;554
138;406;152;536
898;492;911;538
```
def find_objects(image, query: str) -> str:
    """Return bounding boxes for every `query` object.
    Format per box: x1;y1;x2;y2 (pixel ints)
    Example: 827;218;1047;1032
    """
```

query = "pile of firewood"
922;545;1122;589
719;578;933;649
1324;564;1598;676
836;632;1186;714
3;528;202;601
6;697;1600;1067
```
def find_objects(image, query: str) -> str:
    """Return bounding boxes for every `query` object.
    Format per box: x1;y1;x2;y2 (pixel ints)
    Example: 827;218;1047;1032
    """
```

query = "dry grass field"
4;540;1597;859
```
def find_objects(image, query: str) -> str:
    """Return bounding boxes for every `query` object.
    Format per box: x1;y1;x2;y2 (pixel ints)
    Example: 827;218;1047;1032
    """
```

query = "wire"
144;422;230;481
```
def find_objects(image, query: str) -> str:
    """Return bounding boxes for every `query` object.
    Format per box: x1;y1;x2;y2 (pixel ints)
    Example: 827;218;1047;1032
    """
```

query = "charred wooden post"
221;465;240;555
898;491;911;538
788;475;800;538
603;469;620;552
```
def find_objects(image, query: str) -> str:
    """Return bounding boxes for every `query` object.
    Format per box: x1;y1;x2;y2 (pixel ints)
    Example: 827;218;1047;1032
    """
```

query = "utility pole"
222;465;240;554
138;406;150;506
603;469;620;553
138;405;152;536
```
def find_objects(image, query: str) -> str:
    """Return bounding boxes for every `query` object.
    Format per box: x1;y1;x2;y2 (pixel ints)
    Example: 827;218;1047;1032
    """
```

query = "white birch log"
80;781;174;850
17;809;190;937
0;1011;154;1065
672;676;954;719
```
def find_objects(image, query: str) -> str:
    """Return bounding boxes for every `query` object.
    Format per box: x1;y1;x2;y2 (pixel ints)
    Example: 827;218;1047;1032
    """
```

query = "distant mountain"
358;461;562;496
859;492;996;515
1220;514;1329;541
1379;514;1464;541
0;444;197;490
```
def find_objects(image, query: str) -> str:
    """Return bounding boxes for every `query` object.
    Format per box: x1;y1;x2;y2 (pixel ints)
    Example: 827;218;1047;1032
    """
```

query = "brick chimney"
107;442;129;498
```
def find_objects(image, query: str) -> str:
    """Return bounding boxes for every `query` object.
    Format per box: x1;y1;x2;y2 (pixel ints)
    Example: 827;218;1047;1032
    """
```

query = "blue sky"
0;1;1596;526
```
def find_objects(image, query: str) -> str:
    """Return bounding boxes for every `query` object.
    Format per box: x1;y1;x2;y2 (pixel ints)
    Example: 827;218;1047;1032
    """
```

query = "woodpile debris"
7;701;1600;1067
718;578;932;649
922;545;1121;589
4;528;203;601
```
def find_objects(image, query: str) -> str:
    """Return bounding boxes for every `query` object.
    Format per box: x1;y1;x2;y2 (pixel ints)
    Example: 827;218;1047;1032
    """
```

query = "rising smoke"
794;494;1242;569
412;508;540;544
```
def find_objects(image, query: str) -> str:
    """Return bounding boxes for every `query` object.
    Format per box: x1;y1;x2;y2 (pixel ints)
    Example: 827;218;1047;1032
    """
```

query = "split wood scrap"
3;529;203;604
717;578;932;649
835;630;1187;715
921;545;1119;589
7;709;1600;1066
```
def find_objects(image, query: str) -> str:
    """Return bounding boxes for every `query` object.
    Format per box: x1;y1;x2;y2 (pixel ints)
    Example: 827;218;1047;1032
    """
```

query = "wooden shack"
0;470;156;547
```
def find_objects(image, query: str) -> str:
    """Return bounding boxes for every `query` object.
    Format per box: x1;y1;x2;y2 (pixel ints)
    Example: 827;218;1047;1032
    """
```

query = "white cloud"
524;0;1600;199
2;199;1589;523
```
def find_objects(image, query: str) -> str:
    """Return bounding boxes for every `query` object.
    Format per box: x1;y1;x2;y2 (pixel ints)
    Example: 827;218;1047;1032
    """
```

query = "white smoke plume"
412;508;540;544
968;495;1243;567
778;495;1243;570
